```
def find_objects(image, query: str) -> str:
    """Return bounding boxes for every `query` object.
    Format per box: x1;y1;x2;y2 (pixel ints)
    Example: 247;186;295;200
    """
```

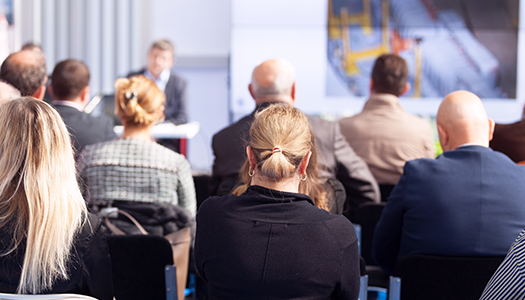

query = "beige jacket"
339;93;434;185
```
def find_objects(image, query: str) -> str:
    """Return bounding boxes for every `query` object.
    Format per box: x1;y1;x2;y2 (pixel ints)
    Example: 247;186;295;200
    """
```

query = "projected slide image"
327;0;519;99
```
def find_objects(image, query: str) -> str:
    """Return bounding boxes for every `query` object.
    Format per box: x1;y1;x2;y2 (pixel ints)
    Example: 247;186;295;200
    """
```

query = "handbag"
102;208;191;300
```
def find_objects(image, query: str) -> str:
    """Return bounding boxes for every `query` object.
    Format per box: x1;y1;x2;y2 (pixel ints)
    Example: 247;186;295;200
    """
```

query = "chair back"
353;202;385;266
107;235;175;300
0;293;98;299
392;254;505;300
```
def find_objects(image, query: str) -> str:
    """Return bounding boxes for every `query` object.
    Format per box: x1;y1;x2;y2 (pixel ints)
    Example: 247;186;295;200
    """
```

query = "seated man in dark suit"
127;39;187;124
489;104;525;163
211;58;380;214
372;90;525;274
50;59;116;157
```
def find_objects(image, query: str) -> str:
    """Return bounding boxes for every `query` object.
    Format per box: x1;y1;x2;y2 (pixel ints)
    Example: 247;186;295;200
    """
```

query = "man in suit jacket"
372;90;525;274
339;54;434;201
127;39;187;124
211;59;380;214
50;59;116;157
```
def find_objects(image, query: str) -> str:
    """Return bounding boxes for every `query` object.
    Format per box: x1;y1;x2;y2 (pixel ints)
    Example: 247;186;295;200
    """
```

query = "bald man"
372;90;525;274
211;59;380;214
0;50;47;99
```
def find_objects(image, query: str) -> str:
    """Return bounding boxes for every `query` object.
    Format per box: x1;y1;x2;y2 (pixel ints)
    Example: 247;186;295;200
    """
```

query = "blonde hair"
0;97;87;294
233;104;329;211
115;75;165;126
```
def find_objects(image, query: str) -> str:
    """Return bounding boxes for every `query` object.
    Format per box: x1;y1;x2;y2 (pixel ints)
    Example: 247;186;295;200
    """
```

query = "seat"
107;235;179;300
390;254;505;300
0;294;98;300
352;202;385;266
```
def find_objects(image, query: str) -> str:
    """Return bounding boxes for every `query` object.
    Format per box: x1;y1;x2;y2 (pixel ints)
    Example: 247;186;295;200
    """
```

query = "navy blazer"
372;146;525;274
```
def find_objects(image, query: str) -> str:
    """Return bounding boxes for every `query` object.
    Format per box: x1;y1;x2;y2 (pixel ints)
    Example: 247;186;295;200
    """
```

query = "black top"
195;185;360;300
0;214;114;300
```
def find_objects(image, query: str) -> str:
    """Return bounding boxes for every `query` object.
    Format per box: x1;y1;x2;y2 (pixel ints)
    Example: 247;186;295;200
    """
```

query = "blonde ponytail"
233;104;329;211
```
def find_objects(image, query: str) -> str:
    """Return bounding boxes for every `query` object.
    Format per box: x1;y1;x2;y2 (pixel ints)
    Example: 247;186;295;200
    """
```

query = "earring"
300;174;307;181
248;169;255;177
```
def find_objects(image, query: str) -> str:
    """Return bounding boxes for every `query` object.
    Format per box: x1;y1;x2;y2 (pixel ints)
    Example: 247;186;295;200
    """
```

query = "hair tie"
272;147;282;153
125;90;138;102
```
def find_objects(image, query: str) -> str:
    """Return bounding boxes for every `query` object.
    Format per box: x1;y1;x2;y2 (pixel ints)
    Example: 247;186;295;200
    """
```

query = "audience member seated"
338;54;434;201
50;59;116;156
479;228;525;299
0;50;47;99
0;98;113;299
372;90;525;274
77;75;196;218
211;58;379;214
489;104;525;163
195;104;360;299
127;39;187;124
0;81;20;105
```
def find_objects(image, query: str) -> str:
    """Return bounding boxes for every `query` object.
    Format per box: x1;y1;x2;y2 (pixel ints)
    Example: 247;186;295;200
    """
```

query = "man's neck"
52;98;84;111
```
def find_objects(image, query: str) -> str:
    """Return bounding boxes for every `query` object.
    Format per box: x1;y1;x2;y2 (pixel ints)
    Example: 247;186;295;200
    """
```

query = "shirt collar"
363;93;403;110
144;68;171;92
52;100;84;111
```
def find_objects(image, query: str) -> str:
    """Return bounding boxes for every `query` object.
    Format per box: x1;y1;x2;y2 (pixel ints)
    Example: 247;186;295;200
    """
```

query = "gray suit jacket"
211;102;380;212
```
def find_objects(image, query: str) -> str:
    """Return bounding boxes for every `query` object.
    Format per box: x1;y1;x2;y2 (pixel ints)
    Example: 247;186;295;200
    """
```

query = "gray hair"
0;81;21;106
250;59;296;98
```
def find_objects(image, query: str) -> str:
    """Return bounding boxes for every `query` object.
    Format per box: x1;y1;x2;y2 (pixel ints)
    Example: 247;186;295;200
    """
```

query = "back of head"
234;104;328;210
250;104;311;180
151;39;175;55
371;54;408;96
436;90;492;151
0;50;47;96
250;59;295;104
51;59;90;100
0;97;86;294
21;42;42;53
0;81;21;105
115;75;165;126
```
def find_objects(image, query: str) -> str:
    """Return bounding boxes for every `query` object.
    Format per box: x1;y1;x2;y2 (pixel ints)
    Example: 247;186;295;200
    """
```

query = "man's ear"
248;84;256;100
80;86;90;103
437;124;448;151
48;85;54;98
33;85;46;100
291;82;296;101
488;118;495;142
400;82;411;96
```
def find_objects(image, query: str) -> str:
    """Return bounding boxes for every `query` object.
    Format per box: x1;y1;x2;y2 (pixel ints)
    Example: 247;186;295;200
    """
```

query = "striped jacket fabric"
480;228;525;300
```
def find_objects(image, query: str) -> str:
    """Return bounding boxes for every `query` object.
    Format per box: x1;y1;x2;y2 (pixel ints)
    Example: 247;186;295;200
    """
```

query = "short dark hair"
150;39;175;55
371;54;409;96
0;51;47;96
51;59;90;100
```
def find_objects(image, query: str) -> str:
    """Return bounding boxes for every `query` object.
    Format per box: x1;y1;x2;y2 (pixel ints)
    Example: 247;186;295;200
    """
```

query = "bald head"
0;81;21;106
436;90;494;151
249;59;296;106
0;50;47;99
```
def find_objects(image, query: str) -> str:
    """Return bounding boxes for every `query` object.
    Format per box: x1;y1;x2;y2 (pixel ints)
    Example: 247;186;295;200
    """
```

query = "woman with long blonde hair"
0;98;113;298
195;104;360;299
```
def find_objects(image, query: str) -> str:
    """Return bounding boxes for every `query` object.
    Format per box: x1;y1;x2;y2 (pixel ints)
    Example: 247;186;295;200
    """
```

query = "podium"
114;122;200;157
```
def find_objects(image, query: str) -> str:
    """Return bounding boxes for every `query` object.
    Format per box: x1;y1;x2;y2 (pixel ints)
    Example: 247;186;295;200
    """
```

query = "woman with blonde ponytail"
0;98;113;298
78;75;196;217
195;104;360;300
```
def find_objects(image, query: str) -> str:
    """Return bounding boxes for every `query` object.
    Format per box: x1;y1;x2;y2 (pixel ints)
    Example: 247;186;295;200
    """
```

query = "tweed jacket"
78;139;196;216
